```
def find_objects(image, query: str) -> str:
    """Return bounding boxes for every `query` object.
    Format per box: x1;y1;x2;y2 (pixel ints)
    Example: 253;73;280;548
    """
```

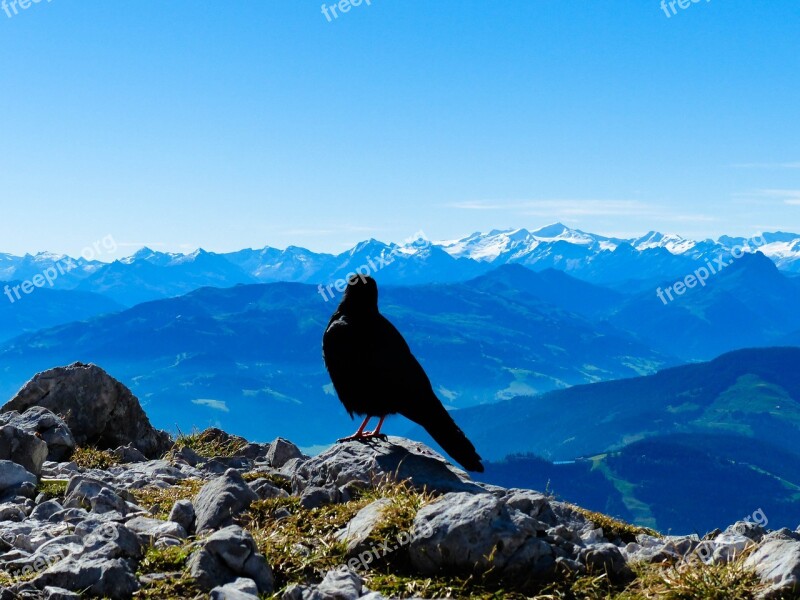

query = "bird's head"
339;274;379;313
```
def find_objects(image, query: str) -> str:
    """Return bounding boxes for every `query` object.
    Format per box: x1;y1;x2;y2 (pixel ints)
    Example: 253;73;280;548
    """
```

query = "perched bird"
322;275;484;473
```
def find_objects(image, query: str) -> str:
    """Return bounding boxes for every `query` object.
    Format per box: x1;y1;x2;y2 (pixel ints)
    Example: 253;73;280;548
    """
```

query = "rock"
580;543;628;579
210;577;260;599
30;500;64;521
170;445;202;467
744;538;800;599
124;516;187;545
1;363;171;458
300;486;340;510
194;469;258;533
335;498;392;554
503;489;558;525
727;520;767;543
293;436;483;496
317;567;363;600
168;498;196;534
73;520;143;560
64;475;128;515
187;525;273;593
0;502;26;522
281;568;364;600
0;460;37;493
34;556;139;599
712;530;755;563
112;444;147;464
0;425;49;477
409;492;556;585
250;478;289;501
43;587;81;600
267;438;304;468
0;407;76;462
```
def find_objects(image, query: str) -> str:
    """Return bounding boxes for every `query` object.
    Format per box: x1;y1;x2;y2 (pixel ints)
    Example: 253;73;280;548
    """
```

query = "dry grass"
570;505;662;544
169;427;248;459
72;446;120;470
131;479;206;519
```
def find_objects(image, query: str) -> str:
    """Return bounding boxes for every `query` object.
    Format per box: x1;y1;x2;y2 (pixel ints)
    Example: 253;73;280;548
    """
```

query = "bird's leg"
364;415;387;439
337;416;371;442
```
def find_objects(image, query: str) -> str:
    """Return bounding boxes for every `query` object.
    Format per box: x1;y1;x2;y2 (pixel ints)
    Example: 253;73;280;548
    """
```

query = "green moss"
138;544;194;575
37;478;69;498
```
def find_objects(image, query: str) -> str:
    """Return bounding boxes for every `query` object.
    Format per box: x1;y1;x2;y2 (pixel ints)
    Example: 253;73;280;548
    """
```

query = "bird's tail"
413;402;484;473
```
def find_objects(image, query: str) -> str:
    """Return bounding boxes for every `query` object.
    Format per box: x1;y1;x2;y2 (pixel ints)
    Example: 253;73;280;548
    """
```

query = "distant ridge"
2;224;800;305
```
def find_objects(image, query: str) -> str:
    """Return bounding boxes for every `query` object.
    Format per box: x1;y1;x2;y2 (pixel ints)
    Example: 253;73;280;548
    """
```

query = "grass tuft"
131;479;205;519
169;427;248;459
138;543;194;575
571;505;662;543
72;446;120;470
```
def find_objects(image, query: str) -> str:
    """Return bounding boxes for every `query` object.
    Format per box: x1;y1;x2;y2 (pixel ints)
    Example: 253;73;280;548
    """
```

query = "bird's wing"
322;315;366;410
372;314;436;398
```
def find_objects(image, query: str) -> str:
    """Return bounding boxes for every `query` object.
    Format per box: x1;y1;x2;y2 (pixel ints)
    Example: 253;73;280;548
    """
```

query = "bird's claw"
336;432;387;443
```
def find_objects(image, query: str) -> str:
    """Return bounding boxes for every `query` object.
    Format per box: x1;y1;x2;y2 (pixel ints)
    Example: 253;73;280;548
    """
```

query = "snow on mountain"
631;231;700;255
4;226;800;303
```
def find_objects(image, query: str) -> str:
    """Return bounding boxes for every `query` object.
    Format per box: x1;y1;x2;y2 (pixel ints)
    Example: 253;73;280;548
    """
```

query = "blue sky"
1;0;798;257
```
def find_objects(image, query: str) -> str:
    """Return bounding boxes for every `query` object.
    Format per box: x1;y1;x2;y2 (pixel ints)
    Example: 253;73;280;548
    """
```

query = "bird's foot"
337;433;369;443
336;432;387;443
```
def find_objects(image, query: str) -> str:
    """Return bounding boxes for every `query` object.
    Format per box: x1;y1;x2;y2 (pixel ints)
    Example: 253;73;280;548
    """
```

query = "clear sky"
1;0;798;257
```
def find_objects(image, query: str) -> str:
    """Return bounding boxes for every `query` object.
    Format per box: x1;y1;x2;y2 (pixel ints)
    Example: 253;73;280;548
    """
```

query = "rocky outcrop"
0;365;798;599
1;363;171;458
745;536;800;599
292;435;484;500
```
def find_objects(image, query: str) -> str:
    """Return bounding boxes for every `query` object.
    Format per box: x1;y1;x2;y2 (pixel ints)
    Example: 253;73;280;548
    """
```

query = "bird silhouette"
322;275;484;473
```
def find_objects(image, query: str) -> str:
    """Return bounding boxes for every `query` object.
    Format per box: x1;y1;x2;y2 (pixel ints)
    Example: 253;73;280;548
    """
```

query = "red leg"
364;415;387;438
337;416;371;442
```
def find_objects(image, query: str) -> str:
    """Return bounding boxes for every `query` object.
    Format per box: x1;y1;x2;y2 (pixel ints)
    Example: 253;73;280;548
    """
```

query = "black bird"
322;275;484;473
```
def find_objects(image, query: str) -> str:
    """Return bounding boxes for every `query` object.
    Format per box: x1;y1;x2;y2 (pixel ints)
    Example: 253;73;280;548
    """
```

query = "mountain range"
0;270;674;447
2;225;799;533
3;224;800;308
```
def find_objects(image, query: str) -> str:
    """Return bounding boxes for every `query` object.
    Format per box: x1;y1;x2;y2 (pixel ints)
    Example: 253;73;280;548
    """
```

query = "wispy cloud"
192;398;229;412
731;161;800;169
281;225;381;237
448;199;651;215
735;189;800;205
447;198;716;222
